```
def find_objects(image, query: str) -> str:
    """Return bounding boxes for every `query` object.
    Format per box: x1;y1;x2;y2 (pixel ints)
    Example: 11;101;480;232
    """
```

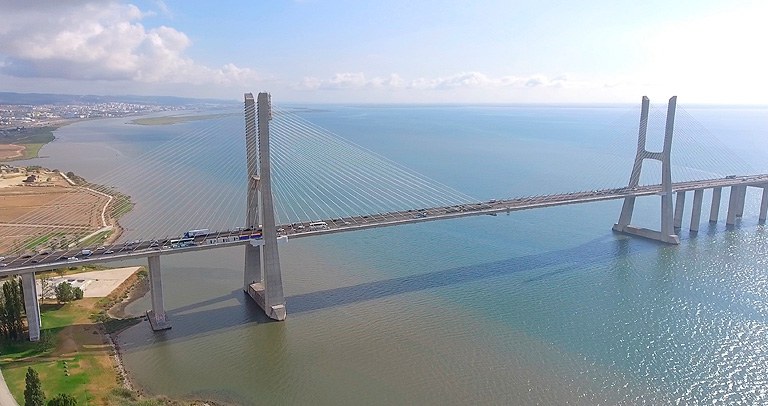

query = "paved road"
0;367;19;406
3;174;768;275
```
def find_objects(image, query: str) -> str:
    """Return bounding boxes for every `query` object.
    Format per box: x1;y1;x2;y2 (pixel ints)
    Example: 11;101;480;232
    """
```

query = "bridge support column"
21;273;41;342
147;255;171;331
673;191;686;229
612;96;679;244
736;185;747;218
709;187;722;222
726;186;742;226
243;92;286;321
726;185;748;225
760;186;768;223
690;189;704;232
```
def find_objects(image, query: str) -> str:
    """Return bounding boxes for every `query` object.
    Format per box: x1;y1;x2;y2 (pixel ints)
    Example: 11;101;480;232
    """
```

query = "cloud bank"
0;0;256;85
296;71;573;91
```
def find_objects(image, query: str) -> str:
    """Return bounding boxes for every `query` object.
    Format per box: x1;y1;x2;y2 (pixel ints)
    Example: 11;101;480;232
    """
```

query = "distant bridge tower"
243;92;287;321
613;96;680;244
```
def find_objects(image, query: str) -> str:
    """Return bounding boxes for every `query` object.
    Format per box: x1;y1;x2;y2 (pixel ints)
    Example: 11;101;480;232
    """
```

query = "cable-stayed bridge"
2;94;767;341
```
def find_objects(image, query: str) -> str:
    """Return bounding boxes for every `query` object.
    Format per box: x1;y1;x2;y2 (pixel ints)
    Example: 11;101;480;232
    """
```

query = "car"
0;263;7;267
104;250;115;254
97;246;106;250
67;257;79;262
0;256;5;261
725;175;736;179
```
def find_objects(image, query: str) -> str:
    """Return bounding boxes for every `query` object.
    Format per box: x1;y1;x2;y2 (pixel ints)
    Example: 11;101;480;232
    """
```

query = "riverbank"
1;266;226;405
0;120;75;161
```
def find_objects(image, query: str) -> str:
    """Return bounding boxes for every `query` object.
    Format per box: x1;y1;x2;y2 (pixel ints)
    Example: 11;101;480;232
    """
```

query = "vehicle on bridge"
184;229;210;238
309;221;329;231
170;237;195;248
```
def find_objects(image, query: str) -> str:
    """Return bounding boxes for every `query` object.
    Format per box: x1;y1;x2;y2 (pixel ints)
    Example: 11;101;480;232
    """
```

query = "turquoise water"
20;103;768;404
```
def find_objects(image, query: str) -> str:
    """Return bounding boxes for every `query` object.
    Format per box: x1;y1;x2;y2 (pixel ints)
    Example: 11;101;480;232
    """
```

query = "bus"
309;221;329;231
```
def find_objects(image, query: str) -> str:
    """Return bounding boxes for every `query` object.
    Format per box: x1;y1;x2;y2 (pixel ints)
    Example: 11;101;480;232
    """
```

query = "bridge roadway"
2;174;767;276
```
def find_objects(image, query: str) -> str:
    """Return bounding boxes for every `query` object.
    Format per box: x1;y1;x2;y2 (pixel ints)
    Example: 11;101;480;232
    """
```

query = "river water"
18;103;768;405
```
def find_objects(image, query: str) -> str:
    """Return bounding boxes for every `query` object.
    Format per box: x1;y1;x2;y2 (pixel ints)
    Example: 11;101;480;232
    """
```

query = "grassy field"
0;268;223;406
0;127;56;161
0;299;116;405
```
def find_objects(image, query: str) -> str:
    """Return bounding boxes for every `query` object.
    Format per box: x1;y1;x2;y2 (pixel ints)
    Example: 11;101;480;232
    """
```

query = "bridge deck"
2;175;767;276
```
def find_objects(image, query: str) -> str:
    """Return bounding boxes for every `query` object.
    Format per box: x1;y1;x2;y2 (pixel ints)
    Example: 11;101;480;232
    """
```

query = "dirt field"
0;170;114;254
0;144;24;160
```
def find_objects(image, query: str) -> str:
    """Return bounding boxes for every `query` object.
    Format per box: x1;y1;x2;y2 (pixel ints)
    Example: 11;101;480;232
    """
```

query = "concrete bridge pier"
760;186;768;223
21;273;41;341
673;191;686;229
690;189;704;232
612;96;680;244
736;185;747;218
147;255;171;331
726;185;747;226
709;187;722;222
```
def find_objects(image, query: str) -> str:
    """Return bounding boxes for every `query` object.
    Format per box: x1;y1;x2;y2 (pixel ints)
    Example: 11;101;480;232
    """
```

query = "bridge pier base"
710;187;722;222
673;191;686;229
21;273;41;342
147;255;171;331
760;186;768;223
690;189;704;232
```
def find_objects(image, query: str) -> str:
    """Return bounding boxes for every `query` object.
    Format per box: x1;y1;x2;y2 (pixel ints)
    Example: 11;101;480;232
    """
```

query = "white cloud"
297;71;574;91
296;73;405;90
0;1;257;86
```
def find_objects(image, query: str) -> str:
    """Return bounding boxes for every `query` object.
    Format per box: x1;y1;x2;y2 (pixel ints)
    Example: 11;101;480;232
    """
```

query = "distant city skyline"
0;0;765;104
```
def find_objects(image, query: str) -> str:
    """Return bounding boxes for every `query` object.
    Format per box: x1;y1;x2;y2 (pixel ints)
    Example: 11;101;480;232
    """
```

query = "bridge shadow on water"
286;234;662;313
121;233;671;351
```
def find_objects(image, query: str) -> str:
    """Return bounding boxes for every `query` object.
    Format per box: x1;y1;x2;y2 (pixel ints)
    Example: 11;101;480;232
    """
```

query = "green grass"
0;329;58;360
0;127;56;161
40;304;75;329
19;142;48;159
1;127;56;144
80;229;113;247
23;232;64;250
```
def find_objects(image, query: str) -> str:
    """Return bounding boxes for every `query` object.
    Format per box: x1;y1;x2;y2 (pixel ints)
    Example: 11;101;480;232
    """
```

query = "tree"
39;275;55;300
73;287;83;300
54;282;75;304
1;278;25;340
47;393;77;406
24;367;45;406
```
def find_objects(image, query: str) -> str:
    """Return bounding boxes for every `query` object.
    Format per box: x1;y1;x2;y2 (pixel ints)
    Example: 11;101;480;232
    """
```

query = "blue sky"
0;0;765;103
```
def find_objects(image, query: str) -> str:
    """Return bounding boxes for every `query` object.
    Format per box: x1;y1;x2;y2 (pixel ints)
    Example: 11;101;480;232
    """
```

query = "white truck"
80;249;93;257
184;229;210;238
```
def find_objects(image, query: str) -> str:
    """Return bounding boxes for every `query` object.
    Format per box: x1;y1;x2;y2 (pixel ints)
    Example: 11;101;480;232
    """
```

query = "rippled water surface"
20;104;768;404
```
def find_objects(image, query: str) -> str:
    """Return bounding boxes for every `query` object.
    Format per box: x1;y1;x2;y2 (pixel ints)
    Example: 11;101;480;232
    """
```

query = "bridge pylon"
613;96;680;244
243;92;286;321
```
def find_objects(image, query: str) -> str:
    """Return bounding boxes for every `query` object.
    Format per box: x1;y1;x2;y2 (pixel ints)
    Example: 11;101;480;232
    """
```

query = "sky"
0;0;765;104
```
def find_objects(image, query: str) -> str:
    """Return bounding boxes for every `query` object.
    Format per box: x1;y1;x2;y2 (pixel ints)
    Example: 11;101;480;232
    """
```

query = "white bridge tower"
243;92;287;320
613;96;681;244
